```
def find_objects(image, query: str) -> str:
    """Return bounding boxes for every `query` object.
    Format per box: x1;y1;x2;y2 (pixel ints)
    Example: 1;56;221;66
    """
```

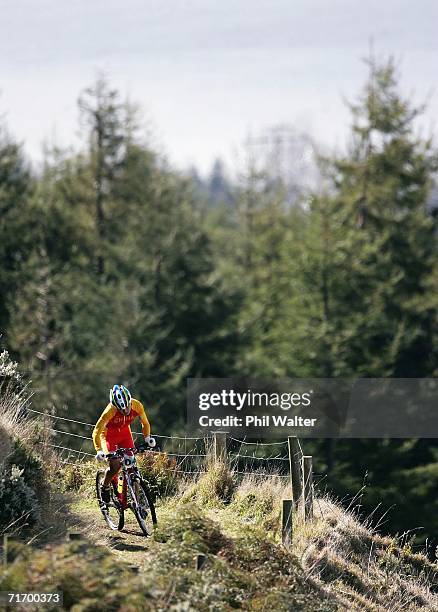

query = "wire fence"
28;408;297;478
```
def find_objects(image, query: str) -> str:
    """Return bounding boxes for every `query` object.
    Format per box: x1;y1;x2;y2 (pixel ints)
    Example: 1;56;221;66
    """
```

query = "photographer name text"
199;415;317;428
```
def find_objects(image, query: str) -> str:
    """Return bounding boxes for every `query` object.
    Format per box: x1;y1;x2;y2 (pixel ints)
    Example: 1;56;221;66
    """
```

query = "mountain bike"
96;443;157;536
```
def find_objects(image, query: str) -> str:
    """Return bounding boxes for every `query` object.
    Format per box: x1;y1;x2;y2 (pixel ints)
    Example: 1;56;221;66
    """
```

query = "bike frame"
109;447;143;511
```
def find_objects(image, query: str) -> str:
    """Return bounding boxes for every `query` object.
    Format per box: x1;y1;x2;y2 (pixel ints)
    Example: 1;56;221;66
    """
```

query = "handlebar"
106;442;150;460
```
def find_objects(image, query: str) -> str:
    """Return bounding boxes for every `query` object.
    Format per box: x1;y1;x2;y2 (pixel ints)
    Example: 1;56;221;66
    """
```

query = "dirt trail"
68;500;155;568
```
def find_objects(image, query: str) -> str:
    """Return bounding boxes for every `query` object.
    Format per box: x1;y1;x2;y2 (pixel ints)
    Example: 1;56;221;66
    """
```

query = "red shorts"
105;427;134;452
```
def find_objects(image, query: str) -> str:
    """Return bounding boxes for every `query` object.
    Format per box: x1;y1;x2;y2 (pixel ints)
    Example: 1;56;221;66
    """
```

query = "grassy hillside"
0;432;437;611
0;396;436;611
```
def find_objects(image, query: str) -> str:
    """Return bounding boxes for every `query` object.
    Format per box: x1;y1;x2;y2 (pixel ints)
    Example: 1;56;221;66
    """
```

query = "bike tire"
131;478;157;536
96;470;124;531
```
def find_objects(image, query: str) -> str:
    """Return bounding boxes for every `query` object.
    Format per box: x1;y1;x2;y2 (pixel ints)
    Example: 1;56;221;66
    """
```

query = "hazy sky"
1;1;437;174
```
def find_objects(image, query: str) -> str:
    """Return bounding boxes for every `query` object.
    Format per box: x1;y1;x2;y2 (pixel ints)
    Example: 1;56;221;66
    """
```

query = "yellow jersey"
92;398;151;453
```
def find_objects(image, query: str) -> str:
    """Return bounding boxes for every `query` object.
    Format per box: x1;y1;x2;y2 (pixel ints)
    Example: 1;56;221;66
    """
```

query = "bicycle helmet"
110;384;132;415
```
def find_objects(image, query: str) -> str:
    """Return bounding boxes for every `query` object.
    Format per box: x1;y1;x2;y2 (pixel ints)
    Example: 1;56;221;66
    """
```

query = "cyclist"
93;384;155;503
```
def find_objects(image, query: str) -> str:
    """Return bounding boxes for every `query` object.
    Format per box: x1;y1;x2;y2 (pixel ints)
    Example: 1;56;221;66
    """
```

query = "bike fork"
126;477;139;512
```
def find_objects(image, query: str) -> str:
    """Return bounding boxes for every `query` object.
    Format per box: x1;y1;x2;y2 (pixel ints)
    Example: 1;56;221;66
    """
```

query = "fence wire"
28;409;292;477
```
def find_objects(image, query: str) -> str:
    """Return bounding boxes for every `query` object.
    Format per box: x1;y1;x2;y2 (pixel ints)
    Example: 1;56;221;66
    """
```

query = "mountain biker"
92;384;155;503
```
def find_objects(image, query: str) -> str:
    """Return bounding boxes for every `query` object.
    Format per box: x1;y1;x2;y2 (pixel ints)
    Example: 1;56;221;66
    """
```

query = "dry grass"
177;466;438;610
0;386;32;452
292;495;438;611
171;462;438;610
182;460;236;505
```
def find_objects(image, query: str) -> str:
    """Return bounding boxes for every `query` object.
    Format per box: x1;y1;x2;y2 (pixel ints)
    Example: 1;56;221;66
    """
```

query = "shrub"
56;452;178;500
182;461;236;506
0;467;40;532
153;503;229;555
56;460;96;495
0;350;24;394
6;438;45;495
136;451;178;501
0;540;152;610
59;464;84;492
231;475;285;529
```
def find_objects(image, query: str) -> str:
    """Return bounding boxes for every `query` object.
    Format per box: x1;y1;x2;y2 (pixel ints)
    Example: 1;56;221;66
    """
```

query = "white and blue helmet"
110;384;132;415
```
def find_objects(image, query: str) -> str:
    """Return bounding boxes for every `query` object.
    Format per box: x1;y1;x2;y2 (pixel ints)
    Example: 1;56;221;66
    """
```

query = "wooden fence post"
213;431;227;463
281;499;293;545
302;455;313;521
195;553;206;570
288;436;303;512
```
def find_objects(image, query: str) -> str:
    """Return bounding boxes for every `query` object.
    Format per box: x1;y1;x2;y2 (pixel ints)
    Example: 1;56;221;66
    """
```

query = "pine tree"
286;57;437;379
332;57;437;376
0;124;32;334
78;75;128;277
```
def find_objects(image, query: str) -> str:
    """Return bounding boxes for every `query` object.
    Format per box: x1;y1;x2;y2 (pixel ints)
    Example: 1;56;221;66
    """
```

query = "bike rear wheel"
130;478;157;536
96;470;124;531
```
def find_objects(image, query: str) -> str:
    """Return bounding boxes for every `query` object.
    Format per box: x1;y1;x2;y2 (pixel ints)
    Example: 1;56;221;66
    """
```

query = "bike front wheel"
130;478;157;536
96;470;124;531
